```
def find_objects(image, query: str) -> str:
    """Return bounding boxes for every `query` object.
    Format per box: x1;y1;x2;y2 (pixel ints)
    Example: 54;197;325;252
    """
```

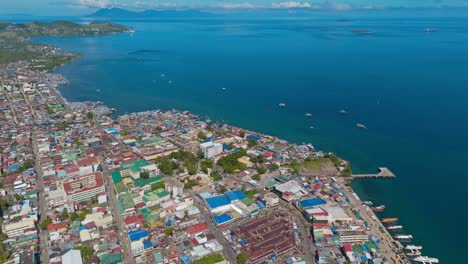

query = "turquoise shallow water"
36;12;468;263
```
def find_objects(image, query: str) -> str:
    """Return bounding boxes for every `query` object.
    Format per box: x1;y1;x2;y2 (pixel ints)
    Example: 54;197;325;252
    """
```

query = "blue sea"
35;10;468;263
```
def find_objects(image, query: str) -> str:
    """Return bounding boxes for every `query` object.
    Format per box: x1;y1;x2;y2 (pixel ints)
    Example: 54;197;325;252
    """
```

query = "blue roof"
205;195;230;209
179;255;190;264
298;198;326;209
247;134;261;141
78;226;87;231
213;214;233;225
143;239;153;249
225;190;247;202
256;201;266;209
128;230;149;241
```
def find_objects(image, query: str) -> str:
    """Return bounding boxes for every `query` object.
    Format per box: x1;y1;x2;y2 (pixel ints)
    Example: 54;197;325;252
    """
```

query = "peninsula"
0;21;129;69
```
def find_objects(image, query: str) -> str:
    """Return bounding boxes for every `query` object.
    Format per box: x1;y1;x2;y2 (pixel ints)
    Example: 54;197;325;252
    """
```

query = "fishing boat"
394;234;413;241
425;28;439;33
356;123;367;129
405;245;423;251
363;201;373;206
371;205;385;212
339;109;348;114
413;256;439;264
278;103;286;107
386;225;403;231
406;251;422;257
221;87;227;90
382;217;398;223
305;113;312;117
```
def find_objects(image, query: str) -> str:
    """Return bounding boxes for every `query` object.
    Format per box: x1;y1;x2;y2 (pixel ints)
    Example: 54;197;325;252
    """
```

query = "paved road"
32;132;50;264
100;155;136;264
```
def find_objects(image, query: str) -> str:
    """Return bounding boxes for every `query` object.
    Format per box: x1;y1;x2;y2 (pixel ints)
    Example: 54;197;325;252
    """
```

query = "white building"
200;142;223;159
2;218;36;238
62;249;83;264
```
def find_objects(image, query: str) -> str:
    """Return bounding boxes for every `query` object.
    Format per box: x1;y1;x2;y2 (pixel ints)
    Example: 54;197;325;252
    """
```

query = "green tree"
157;157;174;175
70;212;79;221
271;164;279;170
40;217;52;230
140;170;150;179
62;207;69;219
164;227;174;237
197;149;205;159
187;163;197;175
210;172;222;181
247;139;257;148
197;131;207;140
252;174;261;181
237;252;248;264
86;112;94;119
201;159;214;173
184;179;198;189
151;181;165;190
256;167;267;174
75;246;95;264
13;193;24;201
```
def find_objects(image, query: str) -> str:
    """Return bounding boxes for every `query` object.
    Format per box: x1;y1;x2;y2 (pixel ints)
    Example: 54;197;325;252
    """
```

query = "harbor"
352;167;396;179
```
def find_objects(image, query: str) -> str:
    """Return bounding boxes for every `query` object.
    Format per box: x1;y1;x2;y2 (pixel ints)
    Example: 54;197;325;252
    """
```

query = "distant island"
0;21;129;69
86;8;213;19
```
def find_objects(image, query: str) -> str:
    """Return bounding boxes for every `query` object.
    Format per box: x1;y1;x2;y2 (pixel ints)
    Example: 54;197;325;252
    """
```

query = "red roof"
343;244;353;252
77;156;98;167
125;214;146;226
186;223;208;235
63;172;104;195
65;165;80;174
47;221;69;231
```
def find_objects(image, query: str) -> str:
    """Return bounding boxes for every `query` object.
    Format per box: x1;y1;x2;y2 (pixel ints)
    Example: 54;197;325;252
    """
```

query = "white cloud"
272;1;312;8
79;0;112;8
216;2;257;9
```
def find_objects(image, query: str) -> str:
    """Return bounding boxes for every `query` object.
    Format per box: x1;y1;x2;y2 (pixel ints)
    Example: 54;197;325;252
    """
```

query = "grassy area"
191;253;224;264
302;157;331;170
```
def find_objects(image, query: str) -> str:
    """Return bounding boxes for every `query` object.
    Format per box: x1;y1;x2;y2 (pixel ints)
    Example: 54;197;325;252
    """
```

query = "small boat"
363;201;373;206
222;87;227;90
371;205;385;212
96;89;101;92
394;234;413;241
406;251;422;257
405;245;423;250
278;103;286;107
356;123;367;129
168;80;173;84
305;113;312;117
306;144;315;150
339;109;348;115
425;28;439;33
413;256;439;264
160;73;165;77
386;225;403;231
309;126;315;129
382;217;398;223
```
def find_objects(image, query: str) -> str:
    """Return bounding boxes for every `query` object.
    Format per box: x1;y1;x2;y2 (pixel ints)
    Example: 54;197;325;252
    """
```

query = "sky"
1;0;467;16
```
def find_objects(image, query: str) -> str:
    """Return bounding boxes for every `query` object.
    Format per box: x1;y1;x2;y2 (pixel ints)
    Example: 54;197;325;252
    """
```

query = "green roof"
117;199;124;214
352;245;363;253
118;193;135;209
100;253;122;264
276;175;290;182
265;180;280;189
154;252;163;264
134;175;163;188
120;160;149;173
111;171;123;183
241;198;254;206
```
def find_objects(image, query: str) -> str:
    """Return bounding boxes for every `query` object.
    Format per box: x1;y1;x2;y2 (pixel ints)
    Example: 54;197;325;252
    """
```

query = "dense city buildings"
0;58;416;264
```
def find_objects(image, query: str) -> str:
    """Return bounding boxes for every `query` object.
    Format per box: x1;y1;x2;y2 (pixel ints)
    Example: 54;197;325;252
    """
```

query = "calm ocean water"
36;11;468;263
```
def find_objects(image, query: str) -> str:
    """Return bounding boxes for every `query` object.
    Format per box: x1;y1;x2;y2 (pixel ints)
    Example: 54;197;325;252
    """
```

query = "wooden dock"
352;167;396;179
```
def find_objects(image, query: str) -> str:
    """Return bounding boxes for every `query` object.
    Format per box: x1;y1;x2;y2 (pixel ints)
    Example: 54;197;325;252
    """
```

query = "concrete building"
200;142;223;159
61;249;83;264
2;218;36;238
63;172;105;202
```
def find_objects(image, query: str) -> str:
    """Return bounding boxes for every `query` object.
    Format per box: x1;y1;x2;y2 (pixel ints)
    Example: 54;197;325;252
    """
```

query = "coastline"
2;20;442;263
45;58;410;263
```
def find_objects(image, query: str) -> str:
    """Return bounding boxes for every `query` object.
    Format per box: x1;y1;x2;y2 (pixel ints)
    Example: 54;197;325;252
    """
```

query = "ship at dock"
413;256;439;264
394;234;413;242
371;205;385;212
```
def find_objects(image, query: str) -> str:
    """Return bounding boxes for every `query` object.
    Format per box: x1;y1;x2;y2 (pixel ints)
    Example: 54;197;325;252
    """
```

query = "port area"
351;167;396;179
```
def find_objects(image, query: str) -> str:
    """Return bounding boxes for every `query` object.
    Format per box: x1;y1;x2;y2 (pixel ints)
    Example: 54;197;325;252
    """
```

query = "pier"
351;167;396;179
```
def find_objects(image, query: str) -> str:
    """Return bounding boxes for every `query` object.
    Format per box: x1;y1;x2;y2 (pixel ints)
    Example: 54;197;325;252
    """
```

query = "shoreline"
46;64;411;263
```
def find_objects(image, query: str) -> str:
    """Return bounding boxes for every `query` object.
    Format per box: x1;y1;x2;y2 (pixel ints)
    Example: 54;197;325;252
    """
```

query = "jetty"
351;167;396;179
